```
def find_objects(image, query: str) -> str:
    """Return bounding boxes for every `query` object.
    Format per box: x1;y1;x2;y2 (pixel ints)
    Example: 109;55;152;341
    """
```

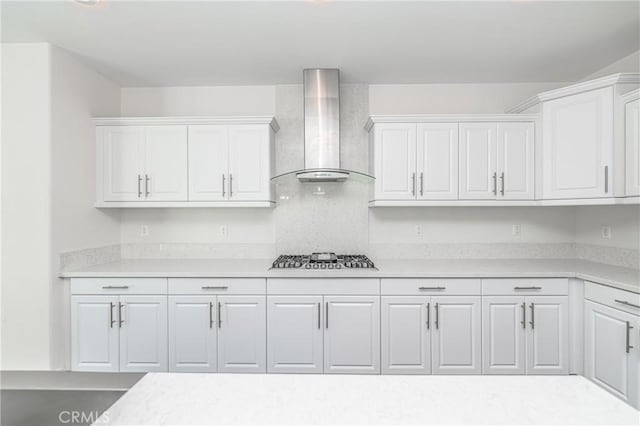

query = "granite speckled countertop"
60;258;639;293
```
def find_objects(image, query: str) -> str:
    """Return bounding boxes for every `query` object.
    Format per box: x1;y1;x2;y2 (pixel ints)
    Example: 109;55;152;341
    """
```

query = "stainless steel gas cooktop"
271;252;376;269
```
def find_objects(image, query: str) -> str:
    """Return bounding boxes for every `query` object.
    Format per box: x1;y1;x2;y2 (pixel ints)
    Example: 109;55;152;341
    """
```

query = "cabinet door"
374;124;417;200
497;123;534;200
188;125;229;201
217;295;266;373
324;296;380;374
585;301;639;408
482;296;526;374
228;125;271;201
381;296;431;374
144;125;188;201
168;296;217;373
416;124;458;200
71;296;119;372
525;296;568;375
431;296;481;374
625;98;640;196
101;126;145;202
267;296;323;373
542;87;613;199
459;123;498;200
119;295;168;372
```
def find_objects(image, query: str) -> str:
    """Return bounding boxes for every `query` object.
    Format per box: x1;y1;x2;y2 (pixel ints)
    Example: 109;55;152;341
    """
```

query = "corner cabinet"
95;117;278;208
624;90;640;196
367;116;536;205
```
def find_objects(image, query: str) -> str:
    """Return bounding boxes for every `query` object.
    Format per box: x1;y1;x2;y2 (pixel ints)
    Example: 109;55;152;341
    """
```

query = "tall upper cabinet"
95;117;278;207
509;73;640;201
624;89;640;197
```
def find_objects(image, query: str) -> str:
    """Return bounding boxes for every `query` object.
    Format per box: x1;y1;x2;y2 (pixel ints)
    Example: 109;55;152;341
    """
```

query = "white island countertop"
60;258;639;293
97;373;639;425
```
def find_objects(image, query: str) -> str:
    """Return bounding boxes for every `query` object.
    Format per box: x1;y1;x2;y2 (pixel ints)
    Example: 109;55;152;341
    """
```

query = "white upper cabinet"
228;125;272;201
96;117;277;207
416;123;459;200
625;96;640;196
267;296;323;373
542;87;614;199
144;126;188;201
101;126;145;202
187;125;228;201
373;123;417;200
459;123;498;200
497;123;535;200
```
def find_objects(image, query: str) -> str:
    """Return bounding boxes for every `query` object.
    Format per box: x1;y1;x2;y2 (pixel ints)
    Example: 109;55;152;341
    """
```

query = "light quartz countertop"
61;258;639;293
97;373;639;425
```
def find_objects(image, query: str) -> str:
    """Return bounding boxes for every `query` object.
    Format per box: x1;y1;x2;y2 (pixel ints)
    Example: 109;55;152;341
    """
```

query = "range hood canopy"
271;69;374;184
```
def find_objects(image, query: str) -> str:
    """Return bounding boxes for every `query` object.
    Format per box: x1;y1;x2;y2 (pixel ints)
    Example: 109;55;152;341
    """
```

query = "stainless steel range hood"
272;69;373;184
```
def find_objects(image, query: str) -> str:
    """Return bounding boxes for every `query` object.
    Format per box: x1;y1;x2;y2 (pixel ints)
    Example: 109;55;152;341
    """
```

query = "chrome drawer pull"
435;303;439;329
209;302;214;329
615;299;640;309
317;302;321;329
426;302;430;330
626;321;634;353
419;286;446;291
218;302;222;328
118;302;124;327
102;285;129;290
109;302;115;328
529;303;535;329
514;286;542;291
201;286;229;290
521;302;526;329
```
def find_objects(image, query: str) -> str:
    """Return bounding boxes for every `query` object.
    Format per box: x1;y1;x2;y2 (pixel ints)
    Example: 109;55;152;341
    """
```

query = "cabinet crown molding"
364;114;538;132
507;73;640;114
93;116;280;133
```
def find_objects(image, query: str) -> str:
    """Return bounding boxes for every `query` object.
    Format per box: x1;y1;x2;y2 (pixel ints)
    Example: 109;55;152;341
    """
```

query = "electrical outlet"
219;225;228;237
140;225;149;237
601;225;612;239
512;224;521;236
415;224;422;236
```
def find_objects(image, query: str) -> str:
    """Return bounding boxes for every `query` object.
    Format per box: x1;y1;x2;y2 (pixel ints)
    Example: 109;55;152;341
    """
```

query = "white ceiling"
2;1;639;87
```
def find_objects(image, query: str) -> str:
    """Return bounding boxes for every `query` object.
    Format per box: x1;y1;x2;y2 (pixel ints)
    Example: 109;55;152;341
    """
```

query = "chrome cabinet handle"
102;285;129;290
419;286;446;291
435;303;439;329
317;302;321;329
420;172;424;196
118;302;124;327
604;165;609;193
209;302;214;329
201;286;228;291
426;302;430;330
521;302;526;329
109;302;115;328
145;174;150;197
229;174;233;198
222;174;226;197
615;299;640;309
514;286;542;291
500;172;505;196
529;303;535;329
411;173;416;196
218;302;222;328
325;302;329;329
626;321;634;353
492;172;498;195
137;174;142;198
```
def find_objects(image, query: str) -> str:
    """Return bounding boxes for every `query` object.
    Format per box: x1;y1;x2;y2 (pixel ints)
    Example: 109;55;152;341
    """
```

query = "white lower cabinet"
119;295;168;372
267;296;323;373
168;296;217;372
381;296;431;374
585;300;639;408
217;295;266;373
482;295;568;375
324;296;381;374
71;296;119;372
431;296;482;374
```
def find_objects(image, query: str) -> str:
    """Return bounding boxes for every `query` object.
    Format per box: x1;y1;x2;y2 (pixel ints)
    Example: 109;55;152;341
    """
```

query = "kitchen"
1;1;640;425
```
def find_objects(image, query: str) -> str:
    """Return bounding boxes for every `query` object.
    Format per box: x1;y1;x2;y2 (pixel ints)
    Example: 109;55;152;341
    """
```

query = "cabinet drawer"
585;281;640;316
381;279;480;295
267;279;379;295
71;278;167;295
482;278;568;296
169;278;265;295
